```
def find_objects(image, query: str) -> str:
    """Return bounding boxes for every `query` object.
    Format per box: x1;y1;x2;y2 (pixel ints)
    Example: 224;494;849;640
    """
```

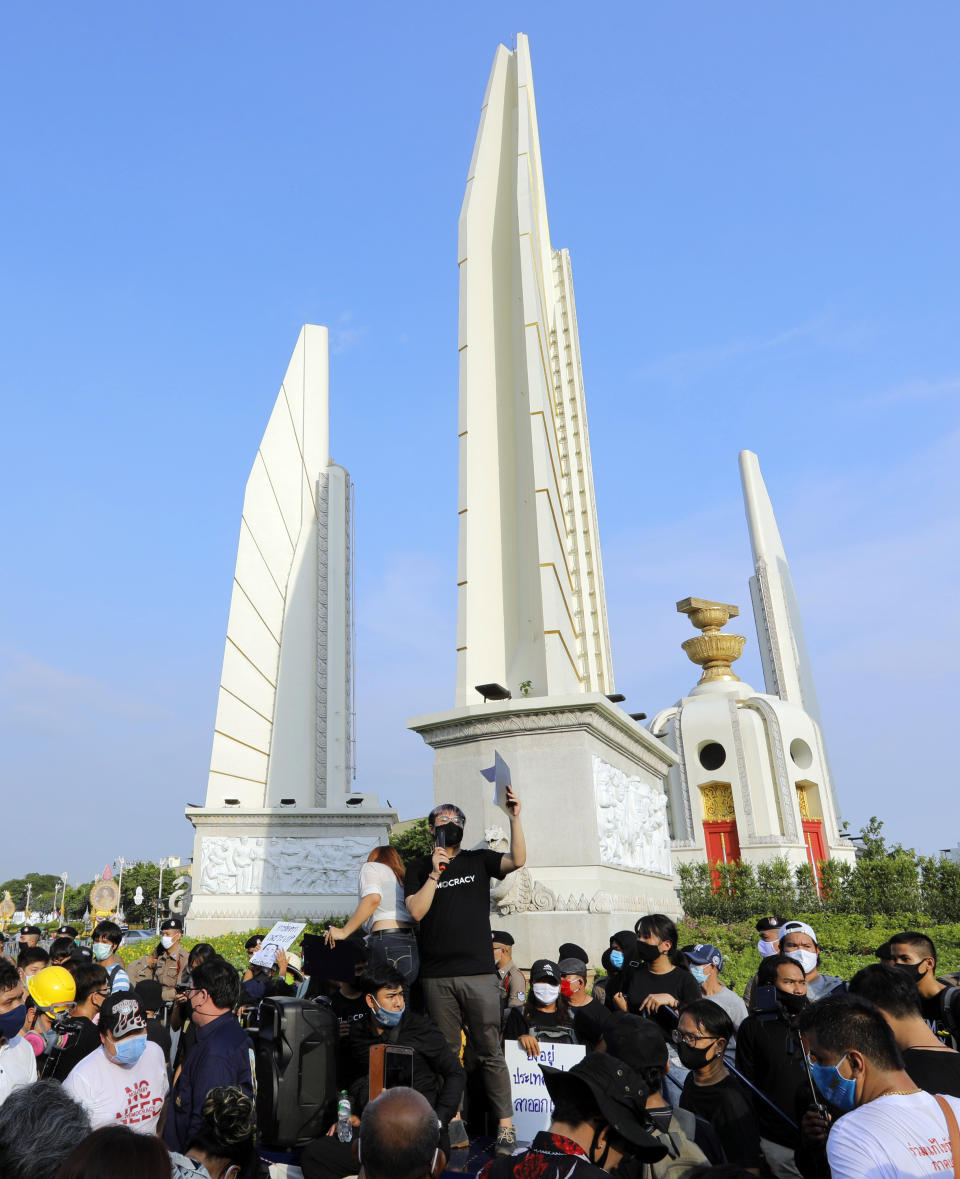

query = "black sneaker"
494;1125;517;1156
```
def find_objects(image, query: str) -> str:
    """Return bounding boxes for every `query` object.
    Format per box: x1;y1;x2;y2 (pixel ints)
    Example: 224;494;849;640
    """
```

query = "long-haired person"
612;915;701;1038
325;845;418;987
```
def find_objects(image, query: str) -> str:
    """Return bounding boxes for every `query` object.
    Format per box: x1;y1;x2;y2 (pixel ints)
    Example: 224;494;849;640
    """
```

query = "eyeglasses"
672;1030;719;1047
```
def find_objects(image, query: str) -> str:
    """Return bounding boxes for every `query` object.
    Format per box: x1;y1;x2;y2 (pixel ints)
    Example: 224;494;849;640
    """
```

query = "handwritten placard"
504;1040;586;1145
249;921;305;969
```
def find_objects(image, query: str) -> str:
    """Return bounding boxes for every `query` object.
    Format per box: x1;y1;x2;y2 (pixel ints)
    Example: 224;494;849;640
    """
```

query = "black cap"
530;959;561;984
756;916;782;933
559;942;588;965
542;1054;666;1161
20;925;42;937
603;1013;668;1070
57;926;79;939
134;980;164;1012
491;930;515;947
99;991;147;1039
69;946;93;966
160;917;183;932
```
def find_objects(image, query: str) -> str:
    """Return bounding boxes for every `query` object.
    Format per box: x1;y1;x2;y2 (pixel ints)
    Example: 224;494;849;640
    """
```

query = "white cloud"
330;311;366;355
636;311;874;387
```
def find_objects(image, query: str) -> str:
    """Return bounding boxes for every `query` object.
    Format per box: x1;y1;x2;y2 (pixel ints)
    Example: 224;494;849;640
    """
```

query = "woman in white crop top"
324;846;419;985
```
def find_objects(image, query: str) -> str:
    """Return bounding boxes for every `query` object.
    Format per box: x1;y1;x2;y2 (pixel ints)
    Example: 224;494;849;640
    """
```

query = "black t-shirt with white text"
405;848;505;977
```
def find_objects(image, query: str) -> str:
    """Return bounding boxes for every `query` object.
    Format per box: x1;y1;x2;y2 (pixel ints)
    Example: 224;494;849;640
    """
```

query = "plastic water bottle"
337;1091;352;1142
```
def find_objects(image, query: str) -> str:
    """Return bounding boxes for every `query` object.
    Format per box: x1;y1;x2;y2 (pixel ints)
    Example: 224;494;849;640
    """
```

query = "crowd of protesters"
0;793;957;1178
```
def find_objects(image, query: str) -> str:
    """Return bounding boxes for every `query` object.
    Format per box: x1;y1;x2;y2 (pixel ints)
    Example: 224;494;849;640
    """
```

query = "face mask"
777;990;809;1016
609;950;624;969
532;982;560;1004
636;942;661;965
161;936;175;950
0;1005;26;1040
91;943;112;961
676;1041;714;1070
810;1055;857;1111
560;979;577;998
371;998;404;1028
892;962;925;982
758;939;779;958
112;1034;147;1066
433;822;463;848
690;965;708;986
785;948;818;976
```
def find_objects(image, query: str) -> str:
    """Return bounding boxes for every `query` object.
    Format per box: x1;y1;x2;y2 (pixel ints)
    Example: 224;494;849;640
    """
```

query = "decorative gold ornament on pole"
89;878;120;922
0;892;15;932
677;597;746;684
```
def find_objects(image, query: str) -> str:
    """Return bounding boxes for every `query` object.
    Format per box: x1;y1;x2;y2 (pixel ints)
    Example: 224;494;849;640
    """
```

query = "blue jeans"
365;929;419;987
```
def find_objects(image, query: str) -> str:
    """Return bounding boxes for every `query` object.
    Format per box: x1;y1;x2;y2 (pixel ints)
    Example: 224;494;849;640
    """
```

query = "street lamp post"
156;859;168;933
116;858;126;920
24;883;32;921
60;872;68;921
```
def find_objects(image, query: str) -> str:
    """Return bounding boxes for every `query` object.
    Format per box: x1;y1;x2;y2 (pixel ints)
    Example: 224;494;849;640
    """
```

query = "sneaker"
494;1125;517;1156
448;1117;469;1149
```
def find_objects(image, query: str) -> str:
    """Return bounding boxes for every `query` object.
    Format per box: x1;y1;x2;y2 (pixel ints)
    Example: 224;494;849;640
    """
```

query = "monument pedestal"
408;694;680;966
184;806;395;937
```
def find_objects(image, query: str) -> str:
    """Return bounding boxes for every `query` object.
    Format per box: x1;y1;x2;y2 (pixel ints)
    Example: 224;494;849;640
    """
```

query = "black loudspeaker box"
255;996;339;1147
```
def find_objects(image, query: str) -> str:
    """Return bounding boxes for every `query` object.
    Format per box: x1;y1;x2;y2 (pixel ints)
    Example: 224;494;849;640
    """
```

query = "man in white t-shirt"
798;992;960;1178
63;989;168;1133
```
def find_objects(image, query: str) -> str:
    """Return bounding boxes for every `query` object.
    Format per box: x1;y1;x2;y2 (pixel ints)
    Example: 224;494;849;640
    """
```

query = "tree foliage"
389;818;433;865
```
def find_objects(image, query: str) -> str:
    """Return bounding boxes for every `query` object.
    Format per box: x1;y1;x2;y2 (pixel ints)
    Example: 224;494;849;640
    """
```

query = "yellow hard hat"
27;966;77;1014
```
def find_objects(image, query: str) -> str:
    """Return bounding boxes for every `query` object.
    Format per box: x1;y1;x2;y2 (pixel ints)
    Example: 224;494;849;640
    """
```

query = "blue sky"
2;4;958;881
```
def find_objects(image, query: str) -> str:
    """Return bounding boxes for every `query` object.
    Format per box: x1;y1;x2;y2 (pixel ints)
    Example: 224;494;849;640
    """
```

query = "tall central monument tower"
455;34;614;705
410;36;678;964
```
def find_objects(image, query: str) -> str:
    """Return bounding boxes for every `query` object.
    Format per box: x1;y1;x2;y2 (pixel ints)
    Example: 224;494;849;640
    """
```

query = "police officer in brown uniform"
127;917;189;1002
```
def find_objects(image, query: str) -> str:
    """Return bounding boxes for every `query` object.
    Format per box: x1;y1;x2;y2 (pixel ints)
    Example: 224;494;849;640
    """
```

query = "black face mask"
636;942;660;965
777;990;809;1016
676;1041;715;1070
891;962;925;983
434;822;463;848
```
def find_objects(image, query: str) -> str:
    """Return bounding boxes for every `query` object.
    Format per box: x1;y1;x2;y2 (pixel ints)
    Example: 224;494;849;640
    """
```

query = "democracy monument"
185;34;853;949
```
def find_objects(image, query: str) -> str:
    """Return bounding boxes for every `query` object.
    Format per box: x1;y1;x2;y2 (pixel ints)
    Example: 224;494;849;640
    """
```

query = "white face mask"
532;982;560;1004
757;939;779;958
785;948;818;975
160;935;175;950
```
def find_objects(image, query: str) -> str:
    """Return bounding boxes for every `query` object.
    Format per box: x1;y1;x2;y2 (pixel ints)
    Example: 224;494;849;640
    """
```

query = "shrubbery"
678;817;960;924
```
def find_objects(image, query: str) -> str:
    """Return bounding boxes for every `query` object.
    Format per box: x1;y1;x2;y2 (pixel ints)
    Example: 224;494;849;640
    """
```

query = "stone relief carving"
198;836;373;895
593;757;672;876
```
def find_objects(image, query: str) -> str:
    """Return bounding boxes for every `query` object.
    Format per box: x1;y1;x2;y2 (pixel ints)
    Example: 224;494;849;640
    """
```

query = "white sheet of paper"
480;750;513;816
504;1040;586;1145
249;921;306;969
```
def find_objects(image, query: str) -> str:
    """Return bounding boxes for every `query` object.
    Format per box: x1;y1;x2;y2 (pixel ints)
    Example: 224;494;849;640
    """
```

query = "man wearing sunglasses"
163;955;254;1154
675;999;763;1173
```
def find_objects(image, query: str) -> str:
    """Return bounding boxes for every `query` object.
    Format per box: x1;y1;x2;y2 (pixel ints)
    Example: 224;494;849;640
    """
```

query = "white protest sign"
249;921;305;969
504;1040;586;1145
480;750;513;818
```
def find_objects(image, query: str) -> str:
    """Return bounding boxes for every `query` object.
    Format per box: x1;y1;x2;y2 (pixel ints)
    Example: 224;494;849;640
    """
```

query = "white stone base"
183;806;396;938
408;694;681;966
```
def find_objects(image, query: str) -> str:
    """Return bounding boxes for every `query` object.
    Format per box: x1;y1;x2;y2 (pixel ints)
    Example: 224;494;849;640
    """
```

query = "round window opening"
698;741;726;771
790;738;813;769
